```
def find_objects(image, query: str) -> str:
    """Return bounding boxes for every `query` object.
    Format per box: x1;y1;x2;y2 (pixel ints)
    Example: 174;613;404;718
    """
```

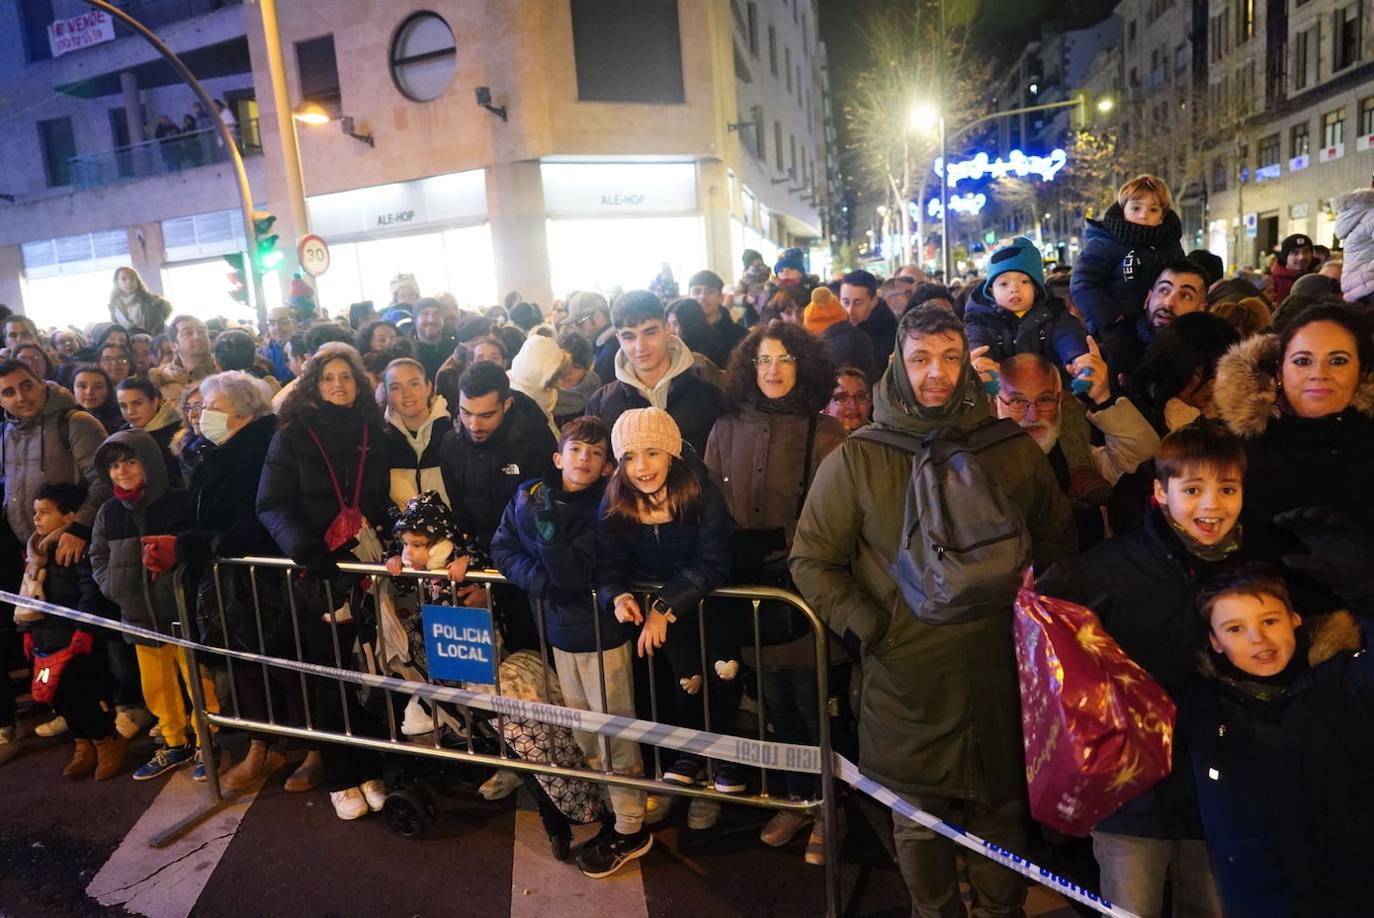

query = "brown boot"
93;735;129;781
283;749;324;793
223;740;288;791
63;739;97;779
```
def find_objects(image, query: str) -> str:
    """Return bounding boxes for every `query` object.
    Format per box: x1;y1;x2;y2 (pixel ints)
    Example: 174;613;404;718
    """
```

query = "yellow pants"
134;643;221;748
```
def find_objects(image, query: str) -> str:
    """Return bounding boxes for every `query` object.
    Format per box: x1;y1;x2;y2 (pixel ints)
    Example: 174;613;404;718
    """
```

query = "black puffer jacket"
1070;203;1185;335
439;392;557;550
89;428;191;644
585;351;728;458
1037;508;1238;838
256;404;391;574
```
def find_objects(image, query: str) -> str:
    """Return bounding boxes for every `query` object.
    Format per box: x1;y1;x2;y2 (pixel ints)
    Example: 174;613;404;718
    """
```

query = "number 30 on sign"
298;234;331;277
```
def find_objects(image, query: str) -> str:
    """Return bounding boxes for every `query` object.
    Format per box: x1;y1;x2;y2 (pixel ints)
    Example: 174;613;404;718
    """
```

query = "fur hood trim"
1213;333;1374;438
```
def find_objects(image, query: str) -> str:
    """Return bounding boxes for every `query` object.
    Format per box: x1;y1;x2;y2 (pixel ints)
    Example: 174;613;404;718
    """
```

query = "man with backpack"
789;305;1076;915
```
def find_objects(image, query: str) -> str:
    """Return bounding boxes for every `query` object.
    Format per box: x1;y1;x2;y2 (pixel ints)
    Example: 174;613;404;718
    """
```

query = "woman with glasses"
99;343;132;386
824;366;874;434
171;383;213;481
703;321;846;858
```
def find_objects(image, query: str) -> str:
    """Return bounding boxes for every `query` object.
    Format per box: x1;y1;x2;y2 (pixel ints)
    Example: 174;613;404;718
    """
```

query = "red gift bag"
1014;571;1176;836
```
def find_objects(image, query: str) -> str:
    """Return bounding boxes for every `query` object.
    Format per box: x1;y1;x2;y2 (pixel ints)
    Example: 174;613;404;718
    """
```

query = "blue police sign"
421;604;497;684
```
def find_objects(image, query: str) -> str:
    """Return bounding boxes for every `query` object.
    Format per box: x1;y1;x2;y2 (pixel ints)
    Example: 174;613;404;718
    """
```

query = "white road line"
86;767;258;918
509;810;649;918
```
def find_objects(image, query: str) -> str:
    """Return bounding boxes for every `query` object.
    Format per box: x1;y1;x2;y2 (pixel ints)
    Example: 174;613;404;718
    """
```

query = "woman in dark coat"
168;371;291;792
256;342;391;820
1213;301;1374;611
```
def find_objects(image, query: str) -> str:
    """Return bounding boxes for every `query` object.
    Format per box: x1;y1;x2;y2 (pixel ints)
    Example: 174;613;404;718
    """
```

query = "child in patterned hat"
385;490;468;581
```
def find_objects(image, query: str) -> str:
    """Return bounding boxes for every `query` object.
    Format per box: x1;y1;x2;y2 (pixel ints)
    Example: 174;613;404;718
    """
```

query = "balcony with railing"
66;119;260;190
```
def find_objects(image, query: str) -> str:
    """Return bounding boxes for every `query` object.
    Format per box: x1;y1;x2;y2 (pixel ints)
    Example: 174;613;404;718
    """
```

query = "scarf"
1208;631;1311;702
1096;202;1184;249
744;385;814;417
1161;508;1242;563
113;483;145;504
871;343;990;437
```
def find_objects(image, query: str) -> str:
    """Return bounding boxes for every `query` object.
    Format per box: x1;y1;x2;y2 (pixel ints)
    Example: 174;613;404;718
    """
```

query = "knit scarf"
113;483;145;504
1208;631;1311;702
744;385;813;417
1161;509;1242;563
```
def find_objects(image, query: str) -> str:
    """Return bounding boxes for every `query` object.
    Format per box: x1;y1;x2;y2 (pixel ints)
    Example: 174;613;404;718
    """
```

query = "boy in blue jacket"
1070;174;1185;371
491;416;647;879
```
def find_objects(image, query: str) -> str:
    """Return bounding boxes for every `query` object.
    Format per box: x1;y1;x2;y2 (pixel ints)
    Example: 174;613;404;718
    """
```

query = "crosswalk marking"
86;767;259;918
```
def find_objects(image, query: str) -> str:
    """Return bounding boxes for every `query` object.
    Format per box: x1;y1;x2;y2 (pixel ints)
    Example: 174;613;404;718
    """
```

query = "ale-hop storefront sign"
48;10;116;58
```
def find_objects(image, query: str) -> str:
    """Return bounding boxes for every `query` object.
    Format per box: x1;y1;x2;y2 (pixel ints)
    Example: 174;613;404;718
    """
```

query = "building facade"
0;0;831;328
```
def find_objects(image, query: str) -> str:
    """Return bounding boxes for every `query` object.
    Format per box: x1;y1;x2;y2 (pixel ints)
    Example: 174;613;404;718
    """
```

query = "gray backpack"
853;419;1032;625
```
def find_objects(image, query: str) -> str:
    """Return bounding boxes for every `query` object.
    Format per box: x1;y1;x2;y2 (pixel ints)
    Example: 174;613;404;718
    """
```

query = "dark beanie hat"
1280;233;1314;261
1186;249;1224;286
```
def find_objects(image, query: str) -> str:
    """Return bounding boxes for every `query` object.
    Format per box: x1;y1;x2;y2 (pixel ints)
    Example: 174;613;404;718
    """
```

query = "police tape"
9;591;1135;915
0;591;823;775
834;757;1138;918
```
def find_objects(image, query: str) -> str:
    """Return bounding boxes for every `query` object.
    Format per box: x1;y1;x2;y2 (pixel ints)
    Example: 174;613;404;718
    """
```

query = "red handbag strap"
305;423;368;511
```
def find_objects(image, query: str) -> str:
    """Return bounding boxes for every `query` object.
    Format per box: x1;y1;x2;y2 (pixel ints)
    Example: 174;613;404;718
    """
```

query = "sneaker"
687;797;721;830
360;778;387;812
35;715;69;738
643;793;673;826
114;706;152;740
661;754;705;787
804;809;847;866
192;747;216;783
329;787;369;821
576;829;652;879
132;744;194;781
478;769;521;800
759;809;812;847
713;763;746;794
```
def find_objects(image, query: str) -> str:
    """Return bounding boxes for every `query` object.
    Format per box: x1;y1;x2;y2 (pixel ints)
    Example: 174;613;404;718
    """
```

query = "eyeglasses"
102;357;130;366
830;391;871;405
753;354;796;368
997;394;1060;415
572;314;597;327
185;404;204;415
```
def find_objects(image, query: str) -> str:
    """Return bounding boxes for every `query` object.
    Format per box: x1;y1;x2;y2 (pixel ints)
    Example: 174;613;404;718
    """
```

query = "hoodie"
585;336;728;457
507;335;565;440
1;382;112;543
89;428;189;642
385;394;453;511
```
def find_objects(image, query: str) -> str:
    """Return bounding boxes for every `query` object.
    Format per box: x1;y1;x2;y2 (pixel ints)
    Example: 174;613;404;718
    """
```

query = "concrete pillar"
126;222;166;294
0;245;24;317
120;71;147;177
487;161;553;307
699;159;734;285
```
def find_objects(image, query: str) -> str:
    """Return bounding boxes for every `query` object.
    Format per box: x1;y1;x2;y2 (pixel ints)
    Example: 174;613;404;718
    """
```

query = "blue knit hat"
774;252;805;276
982;236;1045;299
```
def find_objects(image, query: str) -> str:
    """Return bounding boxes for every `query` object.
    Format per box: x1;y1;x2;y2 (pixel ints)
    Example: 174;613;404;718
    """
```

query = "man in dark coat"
584;290;727;458
411;298;457;381
839;269;898;373
568;292;620;385
686;269;747;357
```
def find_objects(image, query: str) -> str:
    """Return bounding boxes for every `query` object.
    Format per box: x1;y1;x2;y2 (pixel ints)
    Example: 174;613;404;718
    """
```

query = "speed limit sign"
298;234;330;277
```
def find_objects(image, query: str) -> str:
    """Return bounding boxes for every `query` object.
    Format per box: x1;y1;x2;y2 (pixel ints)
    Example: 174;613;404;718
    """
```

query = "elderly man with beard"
996;345;1160;549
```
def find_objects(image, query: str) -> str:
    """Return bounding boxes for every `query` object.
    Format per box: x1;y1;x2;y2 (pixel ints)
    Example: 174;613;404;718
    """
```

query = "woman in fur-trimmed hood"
1212;301;1374;608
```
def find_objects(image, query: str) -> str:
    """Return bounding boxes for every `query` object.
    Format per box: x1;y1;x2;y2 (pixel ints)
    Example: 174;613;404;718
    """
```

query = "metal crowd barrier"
173;556;844;917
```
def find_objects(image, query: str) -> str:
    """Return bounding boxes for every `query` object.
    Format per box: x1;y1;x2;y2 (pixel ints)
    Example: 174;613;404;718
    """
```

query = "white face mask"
199;408;233;445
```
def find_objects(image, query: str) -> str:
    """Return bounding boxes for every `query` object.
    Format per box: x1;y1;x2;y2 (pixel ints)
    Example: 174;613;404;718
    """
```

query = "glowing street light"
292;101;332;126
909;102;941;134
1096;97;1115;114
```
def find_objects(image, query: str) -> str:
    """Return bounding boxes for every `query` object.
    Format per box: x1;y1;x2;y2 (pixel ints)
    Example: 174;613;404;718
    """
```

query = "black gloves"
1274;507;1374;611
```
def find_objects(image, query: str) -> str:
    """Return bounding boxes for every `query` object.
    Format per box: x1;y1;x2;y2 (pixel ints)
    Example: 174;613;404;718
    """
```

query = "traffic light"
252;211;283;271
224;252;249;304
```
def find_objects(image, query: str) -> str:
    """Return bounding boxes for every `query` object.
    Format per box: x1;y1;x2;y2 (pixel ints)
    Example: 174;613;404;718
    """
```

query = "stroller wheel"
384;790;432;839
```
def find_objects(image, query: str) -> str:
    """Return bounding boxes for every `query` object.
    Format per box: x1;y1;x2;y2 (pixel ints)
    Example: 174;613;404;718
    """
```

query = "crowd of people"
0;170;1371;914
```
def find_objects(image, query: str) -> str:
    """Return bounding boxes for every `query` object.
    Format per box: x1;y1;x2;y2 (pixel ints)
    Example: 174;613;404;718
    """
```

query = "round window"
389;12;457;102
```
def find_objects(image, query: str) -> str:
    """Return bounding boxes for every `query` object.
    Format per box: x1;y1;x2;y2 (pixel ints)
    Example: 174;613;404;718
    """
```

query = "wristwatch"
650;597;676;623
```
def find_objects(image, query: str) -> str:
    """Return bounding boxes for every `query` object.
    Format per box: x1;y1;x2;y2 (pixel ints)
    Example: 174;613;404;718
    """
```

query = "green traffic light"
259;248;285;270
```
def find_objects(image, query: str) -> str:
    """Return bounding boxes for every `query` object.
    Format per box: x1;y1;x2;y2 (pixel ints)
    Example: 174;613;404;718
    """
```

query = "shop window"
1291;121;1310;157
389;13;457;102
571;0;684;103
1324;108;1345;147
38;116;75;188
1361;97;1374;136
1335;3;1362;72
296;35;342;116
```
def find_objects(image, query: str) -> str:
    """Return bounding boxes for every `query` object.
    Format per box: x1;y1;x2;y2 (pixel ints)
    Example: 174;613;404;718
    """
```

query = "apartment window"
785;47;791;92
38;117;76;188
1292;121;1311;157
774;120;783;170
1237;0;1254;43
1258;133;1280;167
796;65;802;107
754;106;765;159
1127;19;1136;47
746;3;758;56
789;133;797;176
1129;66;1139;87
1295;26;1319;90
571;0;684;103
1175;44;1188;73
1335;3;1361;72
296;35;342;115
18;0;54;62
1324;108;1346;147
1361;97;1374;136
1212;157;1228;192
769;26;777;76
802;16;808;56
